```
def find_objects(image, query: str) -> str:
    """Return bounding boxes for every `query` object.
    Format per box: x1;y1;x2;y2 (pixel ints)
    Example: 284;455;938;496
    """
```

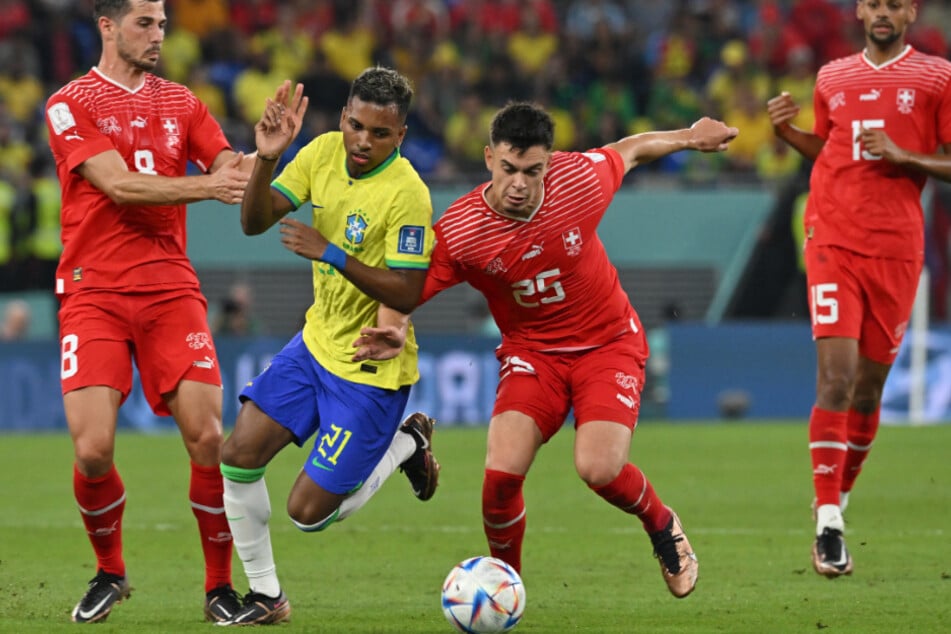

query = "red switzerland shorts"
804;243;922;364
493;332;648;442
58;289;221;415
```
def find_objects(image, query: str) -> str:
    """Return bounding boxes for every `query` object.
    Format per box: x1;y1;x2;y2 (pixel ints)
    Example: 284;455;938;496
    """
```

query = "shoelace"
652;532;685;574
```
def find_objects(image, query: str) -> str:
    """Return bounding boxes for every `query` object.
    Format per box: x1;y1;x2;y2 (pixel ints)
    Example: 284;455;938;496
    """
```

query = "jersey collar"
348;147;401;180
861;44;912;70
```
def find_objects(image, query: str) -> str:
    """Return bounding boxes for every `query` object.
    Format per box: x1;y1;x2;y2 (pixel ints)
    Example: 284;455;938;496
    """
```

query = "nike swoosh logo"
226;516;244;521
77;595;112;620
311;459;333;472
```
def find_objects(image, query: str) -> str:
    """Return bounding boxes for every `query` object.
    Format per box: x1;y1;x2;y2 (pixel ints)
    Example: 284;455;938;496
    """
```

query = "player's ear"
484;145;493;171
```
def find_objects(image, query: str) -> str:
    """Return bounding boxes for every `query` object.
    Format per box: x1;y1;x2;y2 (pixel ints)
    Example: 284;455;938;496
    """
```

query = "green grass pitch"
1;421;949;632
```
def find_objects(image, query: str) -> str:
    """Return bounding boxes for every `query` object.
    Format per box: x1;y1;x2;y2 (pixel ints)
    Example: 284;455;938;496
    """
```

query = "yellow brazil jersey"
272;131;433;390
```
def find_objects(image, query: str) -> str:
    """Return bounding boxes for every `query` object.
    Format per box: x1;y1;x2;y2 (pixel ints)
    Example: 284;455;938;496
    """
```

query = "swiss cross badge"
162;118;181;136
562;227;583;256
897;88;915;114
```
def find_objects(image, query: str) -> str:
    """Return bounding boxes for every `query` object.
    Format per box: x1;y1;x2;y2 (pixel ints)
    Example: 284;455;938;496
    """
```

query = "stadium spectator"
167;0;229;40
704;39;771;120
319;5;379;82
747;2;809;75
767;0;951;578
720;78;775;175
564;0;629;43
212;281;262;337
361;103;738;598
228;0;277;37
43;0;287;623
443;87;495;173
506;6;558;78
0;297;30;340
217;67;440;626
249;4;315;81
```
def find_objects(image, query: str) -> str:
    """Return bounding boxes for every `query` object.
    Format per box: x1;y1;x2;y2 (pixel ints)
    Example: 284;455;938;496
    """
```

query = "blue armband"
320;243;347;270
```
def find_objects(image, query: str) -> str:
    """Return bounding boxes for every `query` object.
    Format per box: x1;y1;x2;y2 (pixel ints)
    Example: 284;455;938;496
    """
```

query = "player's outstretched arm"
77;149;249;206
241;81;309;235
767;91;824;161
603;117;739;173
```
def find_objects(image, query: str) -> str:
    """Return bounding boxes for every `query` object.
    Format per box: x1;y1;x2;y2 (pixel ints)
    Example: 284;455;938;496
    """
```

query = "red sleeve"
937;67;951;145
45;95;117;173
419;229;461;305
186;98;231;173
812;74;830;140
583;147;626;195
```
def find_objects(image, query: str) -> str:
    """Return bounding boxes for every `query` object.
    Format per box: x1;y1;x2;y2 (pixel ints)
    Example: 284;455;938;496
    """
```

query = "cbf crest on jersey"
345;213;368;245
897;88;915;114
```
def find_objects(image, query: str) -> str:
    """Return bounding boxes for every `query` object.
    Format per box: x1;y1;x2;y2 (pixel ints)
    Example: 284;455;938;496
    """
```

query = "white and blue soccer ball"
441;556;526;634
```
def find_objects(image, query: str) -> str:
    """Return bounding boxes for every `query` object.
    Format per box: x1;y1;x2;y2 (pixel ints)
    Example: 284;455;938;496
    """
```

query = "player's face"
110;1;167;72
339;97;407;177
857;0;916;48
483;143;551;218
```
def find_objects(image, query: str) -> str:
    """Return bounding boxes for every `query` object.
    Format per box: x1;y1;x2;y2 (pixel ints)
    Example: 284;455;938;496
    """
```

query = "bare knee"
182;422;224;466
73;439;114;477
816;371;855;411
575;454;622;488
286;484;341;528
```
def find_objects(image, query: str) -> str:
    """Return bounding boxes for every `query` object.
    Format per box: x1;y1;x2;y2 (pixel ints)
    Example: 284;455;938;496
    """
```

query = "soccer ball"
441;556;526;633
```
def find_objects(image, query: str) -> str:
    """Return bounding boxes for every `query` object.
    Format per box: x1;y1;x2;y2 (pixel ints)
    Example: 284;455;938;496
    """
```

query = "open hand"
351;326;407;361
255;80;309;161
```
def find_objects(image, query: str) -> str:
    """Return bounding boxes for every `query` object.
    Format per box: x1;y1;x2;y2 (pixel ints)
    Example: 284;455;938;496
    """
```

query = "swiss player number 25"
512;268;566;307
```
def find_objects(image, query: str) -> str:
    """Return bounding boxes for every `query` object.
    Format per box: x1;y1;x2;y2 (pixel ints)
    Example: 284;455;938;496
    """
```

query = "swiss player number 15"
851;119;885;161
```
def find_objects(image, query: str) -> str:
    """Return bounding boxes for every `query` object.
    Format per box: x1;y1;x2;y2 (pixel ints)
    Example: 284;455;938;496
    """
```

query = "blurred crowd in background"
2;0;951;303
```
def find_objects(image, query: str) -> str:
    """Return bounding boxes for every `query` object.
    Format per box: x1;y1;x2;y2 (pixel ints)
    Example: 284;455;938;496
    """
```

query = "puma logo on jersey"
521;244;544;260
859;89;881;101
192;356;215;369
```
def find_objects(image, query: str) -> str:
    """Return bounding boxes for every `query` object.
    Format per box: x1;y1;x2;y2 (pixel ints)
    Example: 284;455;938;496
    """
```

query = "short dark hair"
489;102;554;152
94;0;159;21
349;67;414;120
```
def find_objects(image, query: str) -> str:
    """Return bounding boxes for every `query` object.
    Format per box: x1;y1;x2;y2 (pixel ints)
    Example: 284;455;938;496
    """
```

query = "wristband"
320;243;347;270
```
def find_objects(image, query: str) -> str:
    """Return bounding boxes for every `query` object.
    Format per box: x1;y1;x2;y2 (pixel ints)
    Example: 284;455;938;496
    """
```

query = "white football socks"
816;503;845;535
223;477;282;598
336;427;416;521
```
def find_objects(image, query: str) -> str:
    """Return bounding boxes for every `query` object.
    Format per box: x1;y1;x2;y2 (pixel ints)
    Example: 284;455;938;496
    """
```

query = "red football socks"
482;469;526;573
809;406;848;506
841;408;880;493
590;463;671;534
190;461;233;592
74;464;126;577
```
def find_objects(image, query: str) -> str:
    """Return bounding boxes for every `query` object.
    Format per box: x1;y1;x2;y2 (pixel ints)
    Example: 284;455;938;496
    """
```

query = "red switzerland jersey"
809;46;951;259
45;68;231;294
421;148;643;351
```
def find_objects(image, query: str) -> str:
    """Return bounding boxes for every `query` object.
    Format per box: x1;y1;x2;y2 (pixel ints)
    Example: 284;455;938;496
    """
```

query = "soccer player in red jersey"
44;0;291;623
768;0;951;578
357;103;737;598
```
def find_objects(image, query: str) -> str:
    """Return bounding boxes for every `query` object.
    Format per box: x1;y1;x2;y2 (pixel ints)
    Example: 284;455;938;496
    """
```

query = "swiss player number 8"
61;333;79;379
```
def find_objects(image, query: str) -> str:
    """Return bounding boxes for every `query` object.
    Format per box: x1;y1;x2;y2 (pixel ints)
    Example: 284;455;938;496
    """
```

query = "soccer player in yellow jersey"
218;68;439;626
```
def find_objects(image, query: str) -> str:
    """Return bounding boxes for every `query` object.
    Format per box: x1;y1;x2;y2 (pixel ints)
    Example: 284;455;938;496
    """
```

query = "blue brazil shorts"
240;332;410;494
